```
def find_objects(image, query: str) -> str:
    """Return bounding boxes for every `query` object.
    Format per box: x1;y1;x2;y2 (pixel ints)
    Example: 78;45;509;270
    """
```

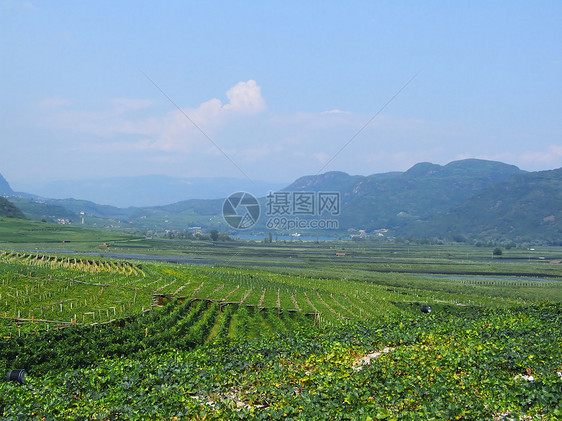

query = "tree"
493;247;503;256
210;229;219;241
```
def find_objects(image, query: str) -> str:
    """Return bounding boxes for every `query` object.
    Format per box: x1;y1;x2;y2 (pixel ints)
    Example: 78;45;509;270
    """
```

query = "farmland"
0;222;561;419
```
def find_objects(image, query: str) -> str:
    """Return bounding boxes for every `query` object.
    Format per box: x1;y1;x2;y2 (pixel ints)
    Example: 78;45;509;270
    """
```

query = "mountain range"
416;167;562;241
23;175;287;208
285;159;525;229
1;159;561;243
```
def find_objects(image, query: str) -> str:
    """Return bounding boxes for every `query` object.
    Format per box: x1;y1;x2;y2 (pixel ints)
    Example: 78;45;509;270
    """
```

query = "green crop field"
0;224;561;419
0;217;140;245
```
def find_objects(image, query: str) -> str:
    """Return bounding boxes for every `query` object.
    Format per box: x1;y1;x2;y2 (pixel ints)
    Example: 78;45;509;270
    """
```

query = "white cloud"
223;80;266;114
37;80;550;181
41;80;267;154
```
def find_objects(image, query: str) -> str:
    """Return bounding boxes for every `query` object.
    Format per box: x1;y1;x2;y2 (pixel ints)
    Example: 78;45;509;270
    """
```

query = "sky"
1;0;561;191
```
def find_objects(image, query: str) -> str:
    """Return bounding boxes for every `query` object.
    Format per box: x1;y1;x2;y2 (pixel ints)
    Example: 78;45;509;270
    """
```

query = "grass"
0;217;141;245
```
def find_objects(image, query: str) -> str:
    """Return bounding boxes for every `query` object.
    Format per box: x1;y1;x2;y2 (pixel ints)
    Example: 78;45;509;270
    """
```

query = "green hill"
285;158;525;231
281;159;562;242
0;197;25;219
7;197;78;222
414;168;562;243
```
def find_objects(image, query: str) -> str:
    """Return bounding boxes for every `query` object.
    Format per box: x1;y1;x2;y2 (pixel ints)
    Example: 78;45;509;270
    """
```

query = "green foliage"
0;241;561;418
0;300;310;376
0;198;25;219
2;244;561;340
0;304;560;419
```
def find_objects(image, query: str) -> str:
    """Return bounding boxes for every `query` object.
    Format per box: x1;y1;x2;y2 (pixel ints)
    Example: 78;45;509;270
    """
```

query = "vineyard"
3;249;558;335
1;247;561;419
0;298;313;376
0;250;460;336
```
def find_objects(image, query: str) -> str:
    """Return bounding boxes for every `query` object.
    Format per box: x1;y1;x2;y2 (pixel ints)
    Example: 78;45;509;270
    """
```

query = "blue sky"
1;0;561;190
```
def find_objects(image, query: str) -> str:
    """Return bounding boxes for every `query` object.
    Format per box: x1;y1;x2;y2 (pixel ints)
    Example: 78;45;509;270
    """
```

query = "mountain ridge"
285;158;526;229
1;159;560;242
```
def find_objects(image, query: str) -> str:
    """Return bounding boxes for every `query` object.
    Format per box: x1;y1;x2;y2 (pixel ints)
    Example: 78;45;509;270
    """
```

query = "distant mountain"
29;175;287;208
2;160;560;242
285;171;367;193
0;197;25;219
0;173;14;195
414;167;562;242
8;197;78;223
7;192;224;230
44;198;131;218
286;159;525;229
